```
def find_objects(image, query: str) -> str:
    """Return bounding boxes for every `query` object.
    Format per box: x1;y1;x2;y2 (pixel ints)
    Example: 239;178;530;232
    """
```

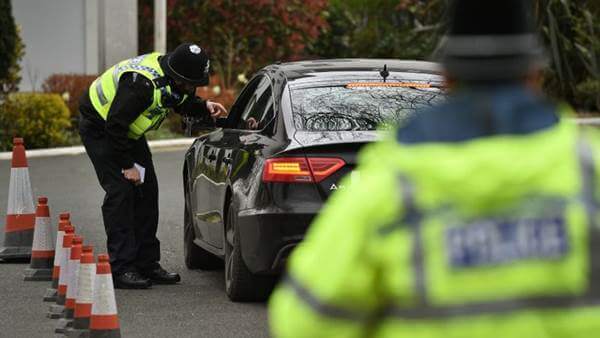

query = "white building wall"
12;0;87;91
85;0;100;75
12;0;138;92
99;0;138;70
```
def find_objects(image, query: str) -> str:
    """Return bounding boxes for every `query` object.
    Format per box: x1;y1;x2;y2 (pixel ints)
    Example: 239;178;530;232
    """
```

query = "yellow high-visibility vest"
88;53;185;139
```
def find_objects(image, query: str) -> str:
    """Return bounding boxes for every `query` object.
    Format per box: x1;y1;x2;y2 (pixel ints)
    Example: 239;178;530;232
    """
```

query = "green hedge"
0;93;71;151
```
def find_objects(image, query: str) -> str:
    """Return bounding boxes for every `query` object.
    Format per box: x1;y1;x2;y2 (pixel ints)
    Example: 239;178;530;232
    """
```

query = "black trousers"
80;122;160;275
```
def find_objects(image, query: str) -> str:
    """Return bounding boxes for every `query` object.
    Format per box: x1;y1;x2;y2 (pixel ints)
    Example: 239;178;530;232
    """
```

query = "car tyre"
184;198;222;270
224;203;275;302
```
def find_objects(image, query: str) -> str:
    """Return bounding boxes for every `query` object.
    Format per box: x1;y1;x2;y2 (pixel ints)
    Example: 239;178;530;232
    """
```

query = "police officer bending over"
79;43;227;289
270;0;600;337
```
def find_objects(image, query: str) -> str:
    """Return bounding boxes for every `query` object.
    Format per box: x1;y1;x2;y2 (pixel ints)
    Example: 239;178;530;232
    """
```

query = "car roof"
262;58;442;82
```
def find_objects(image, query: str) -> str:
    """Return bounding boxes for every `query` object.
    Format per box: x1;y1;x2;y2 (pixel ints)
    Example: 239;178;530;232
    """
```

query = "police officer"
79;43;227;289
269;0;600;336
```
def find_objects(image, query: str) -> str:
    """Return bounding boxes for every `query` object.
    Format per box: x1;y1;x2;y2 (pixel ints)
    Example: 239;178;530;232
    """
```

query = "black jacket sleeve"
105;72;154;169
174;95;215;127
175;95;209;115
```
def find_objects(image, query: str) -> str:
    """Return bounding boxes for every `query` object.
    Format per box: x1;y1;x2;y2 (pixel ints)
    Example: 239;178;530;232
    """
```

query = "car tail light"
262;157;345;183
263;157;313;183
307;157;345;182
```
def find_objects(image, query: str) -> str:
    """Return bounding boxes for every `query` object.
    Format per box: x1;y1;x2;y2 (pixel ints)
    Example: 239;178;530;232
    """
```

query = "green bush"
310;0;445;60
537;0;600;112
0;93;71;150
310;0;600;112
42;73;97;125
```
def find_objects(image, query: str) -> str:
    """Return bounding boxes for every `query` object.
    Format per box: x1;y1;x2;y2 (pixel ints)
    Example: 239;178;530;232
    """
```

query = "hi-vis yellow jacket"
88;53;185;139
269;116;600;338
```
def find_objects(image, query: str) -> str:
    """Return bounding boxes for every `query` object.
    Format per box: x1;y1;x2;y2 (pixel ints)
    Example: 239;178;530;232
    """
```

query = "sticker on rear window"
345;82;433;88
446;217;569;268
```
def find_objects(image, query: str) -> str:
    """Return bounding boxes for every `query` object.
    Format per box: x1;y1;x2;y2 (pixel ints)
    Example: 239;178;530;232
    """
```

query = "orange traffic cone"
56;236;84;334
23;196;55;281
44;212;71;301
0;138;36;261
48;227;75;319
66;245;94;338
90;254;121;338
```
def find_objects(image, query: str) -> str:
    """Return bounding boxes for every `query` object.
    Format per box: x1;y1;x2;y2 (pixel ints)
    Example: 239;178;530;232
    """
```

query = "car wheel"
184;198;222;270
224;203;275;302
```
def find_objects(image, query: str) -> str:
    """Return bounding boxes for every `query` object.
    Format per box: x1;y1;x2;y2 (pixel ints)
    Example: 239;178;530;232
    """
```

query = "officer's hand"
123;167;141;184
206;101;228;119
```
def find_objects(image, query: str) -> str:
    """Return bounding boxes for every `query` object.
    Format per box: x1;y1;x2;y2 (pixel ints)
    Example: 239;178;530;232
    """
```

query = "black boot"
113;271;152;289
142;267;181;284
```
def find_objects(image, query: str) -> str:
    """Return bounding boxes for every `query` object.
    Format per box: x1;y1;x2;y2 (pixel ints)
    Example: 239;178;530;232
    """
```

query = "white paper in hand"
134;163;146;184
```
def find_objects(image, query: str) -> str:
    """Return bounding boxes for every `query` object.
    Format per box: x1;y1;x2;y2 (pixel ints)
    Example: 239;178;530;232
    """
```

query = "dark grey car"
183;59;444;301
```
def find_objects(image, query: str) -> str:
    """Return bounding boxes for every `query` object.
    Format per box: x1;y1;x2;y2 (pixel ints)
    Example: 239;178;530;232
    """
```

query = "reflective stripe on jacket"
269;111;600;338
88;53;184;139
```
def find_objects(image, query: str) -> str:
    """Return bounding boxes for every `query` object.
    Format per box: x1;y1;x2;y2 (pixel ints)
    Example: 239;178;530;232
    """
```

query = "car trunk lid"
282;130;379;199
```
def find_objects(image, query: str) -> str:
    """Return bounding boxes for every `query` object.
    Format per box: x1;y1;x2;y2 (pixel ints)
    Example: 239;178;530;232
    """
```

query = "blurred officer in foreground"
269;0;600;337
79;43;227;289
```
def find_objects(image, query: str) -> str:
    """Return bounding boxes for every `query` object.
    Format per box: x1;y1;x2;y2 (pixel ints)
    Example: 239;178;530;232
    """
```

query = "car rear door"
193;75;276;249
187;132;223;248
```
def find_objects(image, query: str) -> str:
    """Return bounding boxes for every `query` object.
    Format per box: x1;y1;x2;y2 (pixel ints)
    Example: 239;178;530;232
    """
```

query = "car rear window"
290;84;444;131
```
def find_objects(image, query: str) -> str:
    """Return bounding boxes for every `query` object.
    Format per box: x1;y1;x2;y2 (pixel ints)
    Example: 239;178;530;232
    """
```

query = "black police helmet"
436;0;546;82
160;43;210;86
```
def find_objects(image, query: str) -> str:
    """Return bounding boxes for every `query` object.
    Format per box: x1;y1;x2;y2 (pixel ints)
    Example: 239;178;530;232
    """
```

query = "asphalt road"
0;148;269;337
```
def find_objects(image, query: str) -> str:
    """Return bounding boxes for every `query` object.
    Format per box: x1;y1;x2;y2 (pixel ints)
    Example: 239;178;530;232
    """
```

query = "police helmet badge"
189;44;202;55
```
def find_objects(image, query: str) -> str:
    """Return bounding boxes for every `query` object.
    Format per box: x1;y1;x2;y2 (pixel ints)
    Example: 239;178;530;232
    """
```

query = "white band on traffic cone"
52;230;65;279
7;168;35;218
77;262;95;305
66;259;80;306
73;249;95;331
91;274;118;317
31;215;54;255
59;247;71;287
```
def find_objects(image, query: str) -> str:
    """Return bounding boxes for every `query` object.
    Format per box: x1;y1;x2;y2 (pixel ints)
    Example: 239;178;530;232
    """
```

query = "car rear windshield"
290;84;444;131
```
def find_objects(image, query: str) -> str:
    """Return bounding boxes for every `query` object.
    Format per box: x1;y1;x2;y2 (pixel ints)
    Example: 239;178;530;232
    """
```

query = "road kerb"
0;138;196;160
